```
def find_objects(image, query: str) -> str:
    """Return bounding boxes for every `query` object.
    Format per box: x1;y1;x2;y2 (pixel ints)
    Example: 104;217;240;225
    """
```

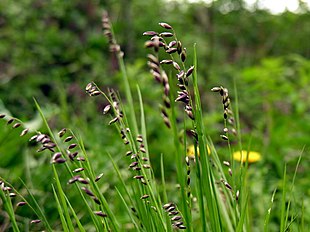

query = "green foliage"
0;0;309;231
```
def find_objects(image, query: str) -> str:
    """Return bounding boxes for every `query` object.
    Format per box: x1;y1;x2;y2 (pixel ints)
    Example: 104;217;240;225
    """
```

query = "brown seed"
68;175;80;184
140;194;149;199
145;40;154;48
9;193;16;198
2;186;11;191
20;128;29;136
133;175;144;180
159;22;173;30
143;31;158;36
220;135;229;140
131;153;138;159
142;157;148;161
223;161;230;167
85;83;93;91
168;211;179;216
78;177;89;185
81;187;95;197
236;190;240;201
174;221;184;226
44;142;56;149
103;104;111;114
69;151;79;161
92;197;101;205
180;49;186;62
68;143;77;150
0;114;5;118
109;117;119;125
94;211;107;218
126;151;133;156
7;118;14;124
58;128;67;138
163;203;173;209
95;173;104;182
224;181;232;190
90;91;101;96
30;219;41;224
142;164;151;169
159;32;174;37
41;137;51;144
36;134;46;142
166;47;177;54
129;162;138;168
163;117;171;128
64;136;73;142
51;152;62;162
211;86;222;92
36;147;47;152
140;147;146;153
172;62;180;71
177;41;182;54
77;157;85;161
147;61;159;70
177;224;186;229
123;138;129;145
17;201;27;207
171;216;182;221
186;66;194;77
73;168;84;173
160;59;173;64
12;123;21;128
168;40;177;47
54;158;66;164
147;54;159;64
29;135;38;142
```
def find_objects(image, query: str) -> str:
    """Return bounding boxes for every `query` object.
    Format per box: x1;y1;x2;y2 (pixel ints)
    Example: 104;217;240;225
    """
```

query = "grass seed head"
7;118;14;124
64;136;73;142
95;173;104;182
159;22;173;29
20;128;29;136
94;211;107;218
58;128;67;137
30;220;41;224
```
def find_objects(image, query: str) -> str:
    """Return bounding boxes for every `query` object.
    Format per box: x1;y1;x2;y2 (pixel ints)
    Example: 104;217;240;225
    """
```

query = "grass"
0;11;307;231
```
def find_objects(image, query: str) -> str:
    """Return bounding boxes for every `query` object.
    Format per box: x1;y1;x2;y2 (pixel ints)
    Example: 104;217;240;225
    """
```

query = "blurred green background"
1;0;310;230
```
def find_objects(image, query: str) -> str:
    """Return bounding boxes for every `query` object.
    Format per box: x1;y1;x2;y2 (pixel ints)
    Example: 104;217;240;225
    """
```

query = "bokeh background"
1;0;310;230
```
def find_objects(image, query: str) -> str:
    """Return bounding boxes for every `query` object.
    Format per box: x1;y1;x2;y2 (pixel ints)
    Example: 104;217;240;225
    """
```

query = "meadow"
0;1;310;231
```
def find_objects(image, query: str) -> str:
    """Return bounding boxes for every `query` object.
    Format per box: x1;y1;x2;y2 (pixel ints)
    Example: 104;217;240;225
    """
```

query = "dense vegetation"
0;0;309;231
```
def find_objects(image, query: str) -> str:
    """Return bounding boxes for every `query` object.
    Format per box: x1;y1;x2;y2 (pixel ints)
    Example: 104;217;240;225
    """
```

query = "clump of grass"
0;11;304;232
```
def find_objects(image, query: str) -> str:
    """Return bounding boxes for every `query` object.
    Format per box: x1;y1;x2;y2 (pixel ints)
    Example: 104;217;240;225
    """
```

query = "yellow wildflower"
233;150;261;163
187;144;211;158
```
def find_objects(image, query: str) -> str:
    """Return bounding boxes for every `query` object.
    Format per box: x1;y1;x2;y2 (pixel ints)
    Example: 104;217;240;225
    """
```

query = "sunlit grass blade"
280;164;287;232
63;193;86;232
51;166;75;231
115;187;141;231
51;184;70;232
264;188;277;232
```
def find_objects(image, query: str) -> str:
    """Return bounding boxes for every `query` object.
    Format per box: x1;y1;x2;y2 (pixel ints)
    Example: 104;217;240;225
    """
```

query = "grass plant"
0;11;305;232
